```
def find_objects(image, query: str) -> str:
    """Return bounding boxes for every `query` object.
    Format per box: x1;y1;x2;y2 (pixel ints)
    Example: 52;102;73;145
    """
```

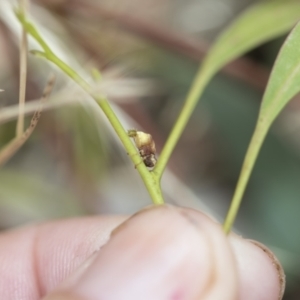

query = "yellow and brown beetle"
128;129;157;168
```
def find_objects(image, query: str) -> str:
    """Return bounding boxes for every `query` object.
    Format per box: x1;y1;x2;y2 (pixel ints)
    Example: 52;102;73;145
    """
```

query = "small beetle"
128;129;157;168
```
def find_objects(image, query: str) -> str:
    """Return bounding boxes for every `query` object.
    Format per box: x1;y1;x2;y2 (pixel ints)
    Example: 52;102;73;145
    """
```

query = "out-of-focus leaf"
57;106;108;183
259;22;300;122
203;0;300;75
156;0;300;177
224;21;300;233
0;170;85;226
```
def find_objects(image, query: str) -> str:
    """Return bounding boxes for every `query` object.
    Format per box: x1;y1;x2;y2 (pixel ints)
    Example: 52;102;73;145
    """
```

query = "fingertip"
230;235;285;300
249;240;285;300
44;205;238;300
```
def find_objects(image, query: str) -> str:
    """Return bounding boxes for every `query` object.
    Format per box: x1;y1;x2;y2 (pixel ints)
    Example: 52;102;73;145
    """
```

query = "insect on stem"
128;129;157;168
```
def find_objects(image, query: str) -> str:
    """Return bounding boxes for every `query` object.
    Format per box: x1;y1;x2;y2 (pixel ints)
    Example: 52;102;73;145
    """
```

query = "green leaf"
260;22;300;122
0;170;85;224
204;0;300;75
155;0;300;178
223;21;300;233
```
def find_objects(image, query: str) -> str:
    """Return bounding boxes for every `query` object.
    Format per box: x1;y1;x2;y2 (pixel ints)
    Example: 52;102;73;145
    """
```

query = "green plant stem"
51;52;164;204
153;64;213;180
16;9;164;205
94;96;164;205
223;117;269;234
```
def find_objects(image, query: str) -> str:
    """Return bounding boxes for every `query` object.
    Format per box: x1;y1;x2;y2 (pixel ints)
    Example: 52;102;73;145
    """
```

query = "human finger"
0;215;127;299
44;205;238;300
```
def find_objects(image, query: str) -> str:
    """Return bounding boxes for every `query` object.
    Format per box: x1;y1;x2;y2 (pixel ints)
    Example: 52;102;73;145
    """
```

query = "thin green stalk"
223;117;269;234
16;9;164;205
31;50;91;92
153;64;213;180
94;96;164;205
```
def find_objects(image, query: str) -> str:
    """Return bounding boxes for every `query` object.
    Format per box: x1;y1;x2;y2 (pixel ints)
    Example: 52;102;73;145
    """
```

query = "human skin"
0;205;285;300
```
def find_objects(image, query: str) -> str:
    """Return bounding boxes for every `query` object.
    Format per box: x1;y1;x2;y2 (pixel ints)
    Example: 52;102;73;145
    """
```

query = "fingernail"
229;236;285;300
249;240;286;300
45;206;237;300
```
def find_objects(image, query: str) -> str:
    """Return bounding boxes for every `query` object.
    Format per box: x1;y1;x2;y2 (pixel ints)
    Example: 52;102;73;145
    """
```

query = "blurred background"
0;0;300;298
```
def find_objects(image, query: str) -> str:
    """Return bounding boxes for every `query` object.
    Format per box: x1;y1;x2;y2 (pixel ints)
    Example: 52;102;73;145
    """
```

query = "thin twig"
16;0;29;137
0;75;55;167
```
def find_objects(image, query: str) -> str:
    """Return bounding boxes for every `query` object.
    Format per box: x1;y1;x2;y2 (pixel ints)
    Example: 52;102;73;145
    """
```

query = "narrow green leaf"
223;21;300;233
155;0;300;178
0;170;85;221
260;21;300;123
204;0;300;74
